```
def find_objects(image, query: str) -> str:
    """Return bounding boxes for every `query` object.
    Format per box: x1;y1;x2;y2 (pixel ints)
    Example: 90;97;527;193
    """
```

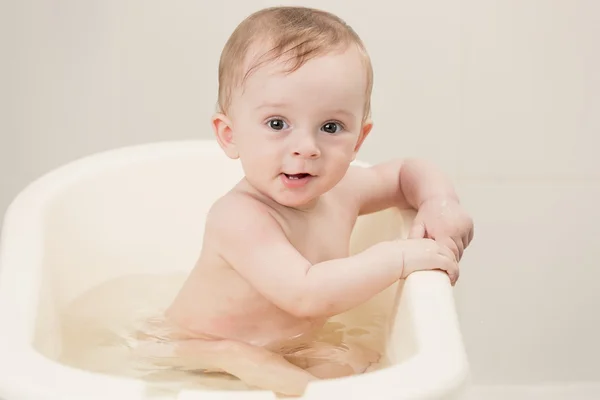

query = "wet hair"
216;6;373;121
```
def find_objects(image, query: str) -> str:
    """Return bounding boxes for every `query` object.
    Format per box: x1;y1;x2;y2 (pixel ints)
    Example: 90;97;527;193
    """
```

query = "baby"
133;6;474;396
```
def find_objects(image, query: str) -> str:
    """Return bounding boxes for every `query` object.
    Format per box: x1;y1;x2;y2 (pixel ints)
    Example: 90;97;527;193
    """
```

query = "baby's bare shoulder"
204;190;280;242
328;165;372;210
333;163;407;216
337;164;375;188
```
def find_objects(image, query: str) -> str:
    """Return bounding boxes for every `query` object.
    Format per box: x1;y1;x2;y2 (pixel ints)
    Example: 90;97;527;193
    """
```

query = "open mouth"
283;173;312;180
280;173;315;188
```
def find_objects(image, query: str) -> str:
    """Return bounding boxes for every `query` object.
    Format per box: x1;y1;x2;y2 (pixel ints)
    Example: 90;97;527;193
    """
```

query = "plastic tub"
0;140;469;399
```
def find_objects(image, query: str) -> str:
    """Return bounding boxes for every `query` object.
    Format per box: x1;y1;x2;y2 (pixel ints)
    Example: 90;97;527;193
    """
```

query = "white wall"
1;0;599;387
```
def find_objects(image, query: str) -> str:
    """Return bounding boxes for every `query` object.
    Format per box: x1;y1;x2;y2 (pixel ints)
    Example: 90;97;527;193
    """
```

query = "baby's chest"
284;212;356;264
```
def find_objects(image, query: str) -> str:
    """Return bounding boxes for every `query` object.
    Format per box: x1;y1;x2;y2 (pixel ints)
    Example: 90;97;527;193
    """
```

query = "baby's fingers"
464;228;474;249
453;235;465;260
433;241;459;285
448;263;459;285
437;253;459;285
437;239;458;262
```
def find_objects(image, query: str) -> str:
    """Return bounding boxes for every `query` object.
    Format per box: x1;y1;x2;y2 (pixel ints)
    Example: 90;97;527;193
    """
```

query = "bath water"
57;272;394;394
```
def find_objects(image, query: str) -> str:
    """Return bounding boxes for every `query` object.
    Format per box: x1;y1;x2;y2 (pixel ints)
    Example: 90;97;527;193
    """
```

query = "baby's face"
222;45;371;209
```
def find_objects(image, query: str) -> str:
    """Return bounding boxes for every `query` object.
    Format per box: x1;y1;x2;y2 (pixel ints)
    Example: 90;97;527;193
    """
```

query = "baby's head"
212;6;374;209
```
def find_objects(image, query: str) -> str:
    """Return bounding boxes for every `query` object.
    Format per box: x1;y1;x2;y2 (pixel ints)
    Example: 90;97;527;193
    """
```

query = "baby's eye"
267;119;288;131
321;122;343;134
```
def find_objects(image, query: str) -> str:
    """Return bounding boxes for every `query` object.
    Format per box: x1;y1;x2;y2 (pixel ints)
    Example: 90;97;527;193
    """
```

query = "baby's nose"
293;148;320;159
292;136;321;159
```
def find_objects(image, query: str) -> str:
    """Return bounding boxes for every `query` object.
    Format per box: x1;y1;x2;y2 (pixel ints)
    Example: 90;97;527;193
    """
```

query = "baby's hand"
409;197;474;261
397;238;459;285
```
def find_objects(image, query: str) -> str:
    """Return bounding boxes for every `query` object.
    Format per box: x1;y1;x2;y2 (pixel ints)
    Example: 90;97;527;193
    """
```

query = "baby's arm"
343;159;473;261
344;159;459;216
206;195;456;320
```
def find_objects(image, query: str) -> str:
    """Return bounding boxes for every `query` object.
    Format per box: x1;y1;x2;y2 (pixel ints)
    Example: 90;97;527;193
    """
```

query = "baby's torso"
273;195;356;263
166;191;359;347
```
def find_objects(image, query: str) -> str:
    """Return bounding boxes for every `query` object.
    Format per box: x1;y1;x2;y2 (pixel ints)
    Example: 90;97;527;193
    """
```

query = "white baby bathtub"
0;140;469;400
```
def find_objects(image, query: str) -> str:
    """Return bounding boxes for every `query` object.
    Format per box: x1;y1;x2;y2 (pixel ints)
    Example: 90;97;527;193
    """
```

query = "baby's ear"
351;120;373;160
212;113;239;159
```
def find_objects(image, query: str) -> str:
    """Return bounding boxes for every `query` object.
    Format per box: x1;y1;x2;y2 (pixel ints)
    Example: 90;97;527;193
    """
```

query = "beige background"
1;0;599;391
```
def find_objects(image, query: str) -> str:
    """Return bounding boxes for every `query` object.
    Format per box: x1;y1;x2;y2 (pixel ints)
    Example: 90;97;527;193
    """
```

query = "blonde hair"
217;6;373;121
